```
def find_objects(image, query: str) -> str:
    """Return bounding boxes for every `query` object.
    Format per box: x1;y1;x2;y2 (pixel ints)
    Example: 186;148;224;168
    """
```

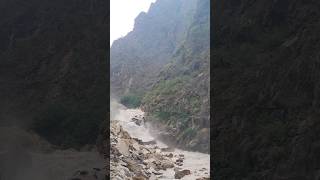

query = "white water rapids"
111;101;210;179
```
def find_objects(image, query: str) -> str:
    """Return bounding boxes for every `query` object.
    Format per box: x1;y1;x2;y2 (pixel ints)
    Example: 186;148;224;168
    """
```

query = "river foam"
111;101;210;179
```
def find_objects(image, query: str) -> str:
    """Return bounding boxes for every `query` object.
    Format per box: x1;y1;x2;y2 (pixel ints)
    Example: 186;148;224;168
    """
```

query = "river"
111;101;210;179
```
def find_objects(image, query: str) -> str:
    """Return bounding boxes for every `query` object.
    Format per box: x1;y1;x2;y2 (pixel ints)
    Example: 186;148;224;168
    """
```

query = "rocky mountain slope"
0;0;108;148
111;0;210;153
212;0;320;179
141;0;210;153
110;0;198;96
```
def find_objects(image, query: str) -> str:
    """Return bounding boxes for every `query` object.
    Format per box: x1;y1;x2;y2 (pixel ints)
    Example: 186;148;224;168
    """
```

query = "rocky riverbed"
110;102;210;180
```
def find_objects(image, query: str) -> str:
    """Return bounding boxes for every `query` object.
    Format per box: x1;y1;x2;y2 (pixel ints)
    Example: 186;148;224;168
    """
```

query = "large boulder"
174;169;191;179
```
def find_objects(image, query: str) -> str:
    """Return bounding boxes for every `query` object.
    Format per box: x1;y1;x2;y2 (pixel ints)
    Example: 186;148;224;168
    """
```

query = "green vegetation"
154;111;172;121
188;95;201;113
182;127;197;139
143;76;189;103
120;94;143;108
153;110;189;123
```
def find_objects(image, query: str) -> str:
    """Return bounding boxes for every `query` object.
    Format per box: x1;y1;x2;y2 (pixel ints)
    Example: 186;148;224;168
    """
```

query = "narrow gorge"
110;0;210;179
111;0;210;154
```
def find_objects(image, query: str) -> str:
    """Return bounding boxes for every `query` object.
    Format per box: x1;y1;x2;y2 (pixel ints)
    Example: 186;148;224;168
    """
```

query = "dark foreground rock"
0;0;108;149
213;0;320;179
69;168;105;180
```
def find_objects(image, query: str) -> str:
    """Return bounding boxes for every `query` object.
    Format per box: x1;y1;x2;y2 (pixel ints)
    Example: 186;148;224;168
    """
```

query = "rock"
174;169;191;179
199;167;207;171
132;176;146;180
93;168;101;171
161;161;175;170
131;142;140;151
120;131;131;139
132;117;143;126
116;139;130;156
154;153;165;161
152;171;163;175
110;121;175;179
176;158;183;163
160;147;174;152
149;174;158;180
174;167;182;172
141;140;157;145
145;163;150;169
70;168;105;180
166;153;173;158
196;177;210;180
79;170;89;175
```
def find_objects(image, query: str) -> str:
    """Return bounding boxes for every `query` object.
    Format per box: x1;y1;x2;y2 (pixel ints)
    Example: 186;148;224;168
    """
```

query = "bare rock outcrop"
110;121;178;179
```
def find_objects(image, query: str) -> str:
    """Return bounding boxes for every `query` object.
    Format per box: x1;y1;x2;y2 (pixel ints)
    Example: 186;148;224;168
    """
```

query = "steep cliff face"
110;0;197;96
213;0;320;179
0;0;108;147
142;0;210;153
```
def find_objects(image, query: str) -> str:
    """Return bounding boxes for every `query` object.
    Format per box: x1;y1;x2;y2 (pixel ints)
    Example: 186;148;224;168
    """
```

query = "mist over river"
111;100;210;179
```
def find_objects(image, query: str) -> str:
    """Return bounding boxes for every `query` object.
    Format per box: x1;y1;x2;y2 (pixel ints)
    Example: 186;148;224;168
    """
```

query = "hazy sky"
110;0;156;46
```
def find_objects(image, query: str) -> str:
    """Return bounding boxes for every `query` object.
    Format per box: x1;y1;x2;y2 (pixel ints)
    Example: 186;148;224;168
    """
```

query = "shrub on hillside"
120;94;142;108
